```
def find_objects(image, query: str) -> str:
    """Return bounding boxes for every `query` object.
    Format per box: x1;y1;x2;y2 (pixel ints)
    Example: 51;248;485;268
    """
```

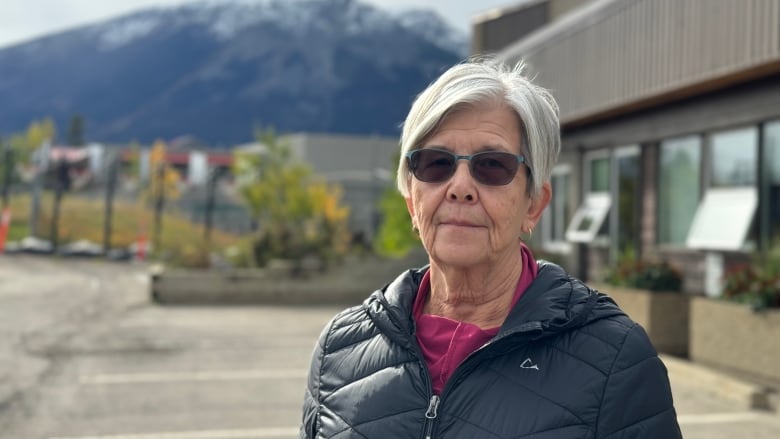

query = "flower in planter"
722;263;780;311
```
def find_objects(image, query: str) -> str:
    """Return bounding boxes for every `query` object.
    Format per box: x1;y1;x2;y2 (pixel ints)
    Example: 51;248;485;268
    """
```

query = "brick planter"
593;284;690;356
690;297;780;383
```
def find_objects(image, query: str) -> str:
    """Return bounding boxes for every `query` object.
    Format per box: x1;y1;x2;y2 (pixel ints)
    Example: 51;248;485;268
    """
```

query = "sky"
0;0;519;49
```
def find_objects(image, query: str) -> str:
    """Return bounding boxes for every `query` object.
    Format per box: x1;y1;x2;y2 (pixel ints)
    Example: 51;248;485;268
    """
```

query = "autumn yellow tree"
144;140;182;252
233;129;350;268
7;118;57;164
147;140;181;202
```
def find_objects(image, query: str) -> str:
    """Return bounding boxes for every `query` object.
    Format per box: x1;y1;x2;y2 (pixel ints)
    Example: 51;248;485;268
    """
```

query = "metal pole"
204;166;217;245
30;140;51;237
1;142;12;208
50;159;68;253
153;163;165;255
103;155;118;254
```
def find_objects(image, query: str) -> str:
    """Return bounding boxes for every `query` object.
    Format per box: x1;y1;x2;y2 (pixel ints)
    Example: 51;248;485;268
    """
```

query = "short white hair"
396;58;560;198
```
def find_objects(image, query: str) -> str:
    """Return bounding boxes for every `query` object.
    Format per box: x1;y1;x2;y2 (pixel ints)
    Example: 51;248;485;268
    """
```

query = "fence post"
153;162;165;255
50;159;70;253
103;154;118;254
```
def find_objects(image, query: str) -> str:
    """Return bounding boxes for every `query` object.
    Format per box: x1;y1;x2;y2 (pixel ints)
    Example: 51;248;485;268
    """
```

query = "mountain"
0;0;467;145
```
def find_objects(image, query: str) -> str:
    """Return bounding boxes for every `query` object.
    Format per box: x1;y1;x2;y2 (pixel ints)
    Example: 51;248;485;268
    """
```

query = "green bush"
373;186;420;258
603;248;682;292
233;128;351;268
722;246;780;310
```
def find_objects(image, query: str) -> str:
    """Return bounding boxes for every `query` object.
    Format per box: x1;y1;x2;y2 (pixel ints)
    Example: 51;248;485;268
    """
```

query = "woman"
301;59;681;438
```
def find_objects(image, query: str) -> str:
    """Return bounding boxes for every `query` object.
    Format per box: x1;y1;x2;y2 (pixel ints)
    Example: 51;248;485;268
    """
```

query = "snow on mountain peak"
92;11;164;51
87;0;466;54
395;8;469;56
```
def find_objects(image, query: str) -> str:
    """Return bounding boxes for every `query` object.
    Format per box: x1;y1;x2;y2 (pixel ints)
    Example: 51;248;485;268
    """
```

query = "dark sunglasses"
406;148;527;186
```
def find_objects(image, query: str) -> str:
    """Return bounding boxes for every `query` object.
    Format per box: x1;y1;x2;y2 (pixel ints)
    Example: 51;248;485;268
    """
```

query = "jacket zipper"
423;394;440;439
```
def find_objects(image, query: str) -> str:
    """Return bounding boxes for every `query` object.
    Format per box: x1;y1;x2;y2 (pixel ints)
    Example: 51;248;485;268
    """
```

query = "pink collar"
412;243;538;394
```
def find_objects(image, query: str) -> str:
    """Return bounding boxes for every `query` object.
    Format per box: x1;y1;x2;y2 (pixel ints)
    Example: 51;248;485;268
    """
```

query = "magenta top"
412;243;538;395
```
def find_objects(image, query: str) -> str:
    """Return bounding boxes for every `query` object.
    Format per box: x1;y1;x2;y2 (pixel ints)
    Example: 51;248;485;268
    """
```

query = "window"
612;146;641;253
658;136;701;245
687;127;758;250
710;129;757;187
566;193;611;243
761;120;780;247
567;151;611;243
542;165;572;252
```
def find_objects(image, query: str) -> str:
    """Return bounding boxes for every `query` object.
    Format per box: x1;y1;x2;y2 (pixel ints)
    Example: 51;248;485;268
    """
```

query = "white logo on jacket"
520;358;539;370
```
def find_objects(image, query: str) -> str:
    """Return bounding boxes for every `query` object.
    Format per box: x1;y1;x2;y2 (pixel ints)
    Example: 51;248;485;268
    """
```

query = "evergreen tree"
67;114;85;146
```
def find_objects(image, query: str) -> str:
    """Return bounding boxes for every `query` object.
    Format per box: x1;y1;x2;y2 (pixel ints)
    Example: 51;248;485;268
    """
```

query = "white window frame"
542;164;572;253
566;192;612;243
686;187;758;251
566;150;611;244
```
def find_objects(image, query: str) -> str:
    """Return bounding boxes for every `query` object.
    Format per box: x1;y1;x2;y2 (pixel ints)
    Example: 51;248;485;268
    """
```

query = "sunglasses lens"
408;149;521;185
409;150;455;183
472;153;518;185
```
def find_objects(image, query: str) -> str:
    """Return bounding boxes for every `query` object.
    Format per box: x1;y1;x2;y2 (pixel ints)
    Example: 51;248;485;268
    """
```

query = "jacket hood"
363;261;625;346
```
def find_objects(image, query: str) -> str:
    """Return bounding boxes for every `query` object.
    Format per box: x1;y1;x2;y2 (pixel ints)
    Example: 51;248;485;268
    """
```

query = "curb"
149;250;430;307
150;269;370;306
661;354;773;411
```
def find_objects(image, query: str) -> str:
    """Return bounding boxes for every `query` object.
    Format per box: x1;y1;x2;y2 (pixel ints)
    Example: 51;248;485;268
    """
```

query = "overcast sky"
0;0;519;49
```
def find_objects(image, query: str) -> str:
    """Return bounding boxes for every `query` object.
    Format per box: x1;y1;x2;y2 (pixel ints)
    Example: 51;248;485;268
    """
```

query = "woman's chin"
428;241;488;268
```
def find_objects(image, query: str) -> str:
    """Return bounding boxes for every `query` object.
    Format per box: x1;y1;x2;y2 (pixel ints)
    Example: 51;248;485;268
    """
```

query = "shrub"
722;246;780;310
233;128;351;268
603;248;683;292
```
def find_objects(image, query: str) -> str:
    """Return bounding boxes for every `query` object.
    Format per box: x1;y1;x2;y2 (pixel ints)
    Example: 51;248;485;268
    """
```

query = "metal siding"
498;0;780;123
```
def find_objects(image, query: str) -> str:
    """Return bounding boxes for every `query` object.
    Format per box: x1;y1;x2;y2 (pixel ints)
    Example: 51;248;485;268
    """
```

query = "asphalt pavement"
0;255;779;438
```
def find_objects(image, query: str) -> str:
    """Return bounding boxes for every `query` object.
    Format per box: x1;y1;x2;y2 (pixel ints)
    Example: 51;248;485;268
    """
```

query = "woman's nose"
446;162;476;202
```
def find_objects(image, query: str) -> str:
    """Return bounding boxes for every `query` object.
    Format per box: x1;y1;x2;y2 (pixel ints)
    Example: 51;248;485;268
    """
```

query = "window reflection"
658;136;701;245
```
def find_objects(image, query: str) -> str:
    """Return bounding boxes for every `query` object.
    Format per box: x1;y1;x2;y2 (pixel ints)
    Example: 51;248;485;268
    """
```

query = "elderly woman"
301;59;681;438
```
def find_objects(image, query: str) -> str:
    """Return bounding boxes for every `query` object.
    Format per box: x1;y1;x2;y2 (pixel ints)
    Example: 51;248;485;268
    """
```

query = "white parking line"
678;411;771;425
49;427;298;439
80;369;308;385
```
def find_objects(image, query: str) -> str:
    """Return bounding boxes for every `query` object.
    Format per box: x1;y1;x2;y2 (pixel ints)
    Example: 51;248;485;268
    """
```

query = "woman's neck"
424;253;523;329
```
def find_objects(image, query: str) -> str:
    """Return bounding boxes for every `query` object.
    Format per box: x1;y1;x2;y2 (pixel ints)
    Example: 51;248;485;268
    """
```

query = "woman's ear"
405;196;416;229
525;181;552;227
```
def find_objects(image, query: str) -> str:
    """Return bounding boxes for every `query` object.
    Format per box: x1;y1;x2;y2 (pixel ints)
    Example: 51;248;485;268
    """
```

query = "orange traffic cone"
0;207;11;254
135;233;147;262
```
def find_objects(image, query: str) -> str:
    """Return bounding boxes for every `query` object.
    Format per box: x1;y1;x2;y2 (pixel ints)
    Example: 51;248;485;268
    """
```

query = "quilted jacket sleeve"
596;324;682;438
300;321;330;439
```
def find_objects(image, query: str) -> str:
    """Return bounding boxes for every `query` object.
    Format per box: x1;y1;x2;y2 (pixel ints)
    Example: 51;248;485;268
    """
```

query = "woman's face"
405;102;551;269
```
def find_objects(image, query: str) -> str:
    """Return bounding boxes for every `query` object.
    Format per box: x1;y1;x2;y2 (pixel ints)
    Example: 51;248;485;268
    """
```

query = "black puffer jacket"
301;262;681;438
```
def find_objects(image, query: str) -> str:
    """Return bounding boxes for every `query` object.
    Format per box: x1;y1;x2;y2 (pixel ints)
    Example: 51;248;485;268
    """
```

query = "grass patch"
3;192;241;267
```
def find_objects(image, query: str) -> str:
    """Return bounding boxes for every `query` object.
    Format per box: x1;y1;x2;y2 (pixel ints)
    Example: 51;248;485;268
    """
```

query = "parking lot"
1;255;779;438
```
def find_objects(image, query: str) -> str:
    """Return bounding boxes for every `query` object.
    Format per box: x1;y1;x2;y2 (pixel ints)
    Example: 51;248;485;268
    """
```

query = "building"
475;0;780;294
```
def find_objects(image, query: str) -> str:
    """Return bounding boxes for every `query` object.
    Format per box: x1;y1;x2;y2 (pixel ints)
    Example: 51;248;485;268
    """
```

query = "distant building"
476;0;780;294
